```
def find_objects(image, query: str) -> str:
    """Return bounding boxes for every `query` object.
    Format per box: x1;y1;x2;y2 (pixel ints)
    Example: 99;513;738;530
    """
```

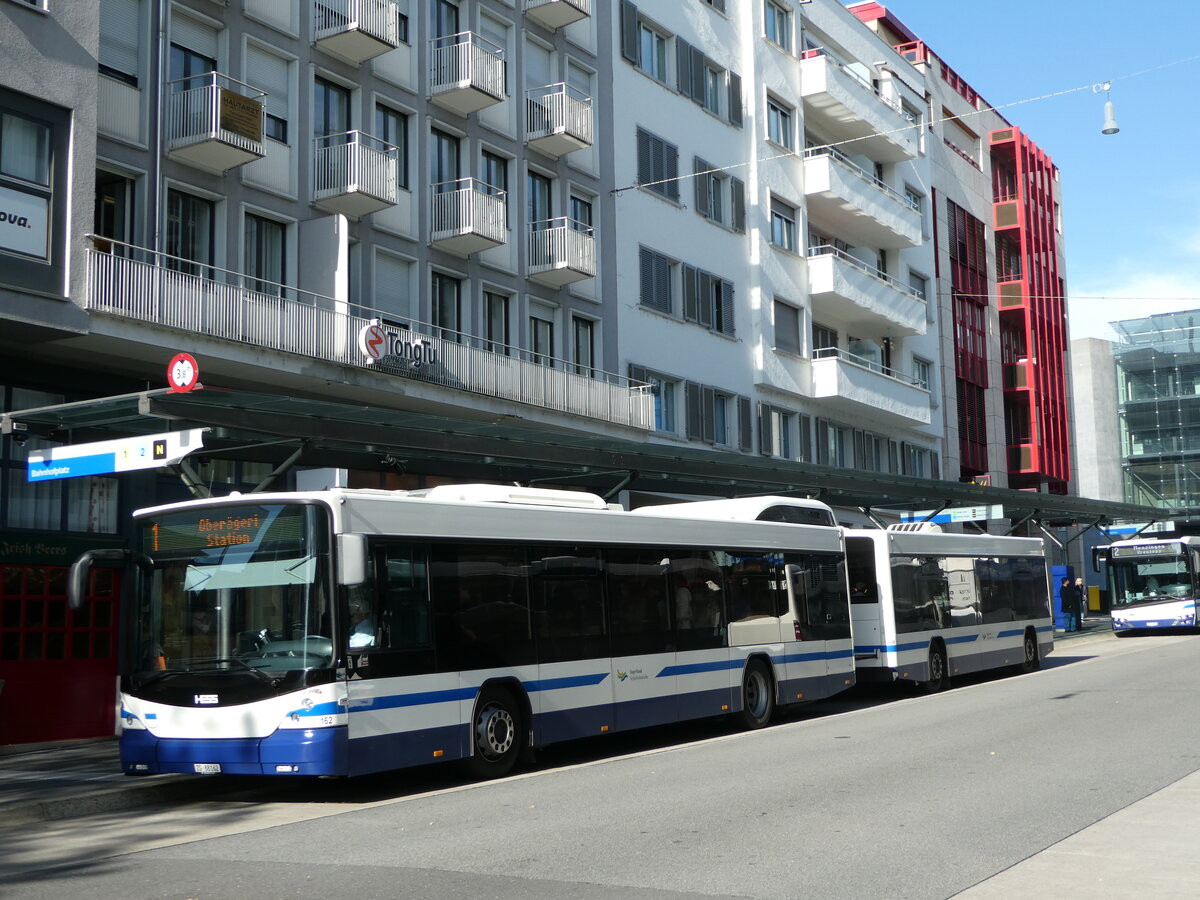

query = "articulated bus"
68;485;855;778
1103;536;1200;632
844;525;1053;690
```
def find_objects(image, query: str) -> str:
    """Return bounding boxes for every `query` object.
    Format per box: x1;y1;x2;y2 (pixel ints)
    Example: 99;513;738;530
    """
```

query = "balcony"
803;148;921;249
83;239;654;431
524;0;590;30
528;217;595;287
313;131;399;219
811;348;931;426
431;177;507;255
164;72;265;174
806;245;926;336
800;49;916;162
312;0;401;64
429;32;505;116
526;83;593;157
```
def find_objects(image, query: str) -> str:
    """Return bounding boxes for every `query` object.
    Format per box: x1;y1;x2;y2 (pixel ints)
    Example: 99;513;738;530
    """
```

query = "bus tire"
738;660;775;729
1018;629;1040;673
467;686;522;779
919;643;948;694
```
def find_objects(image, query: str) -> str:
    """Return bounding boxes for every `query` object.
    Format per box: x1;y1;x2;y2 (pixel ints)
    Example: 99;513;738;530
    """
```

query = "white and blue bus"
844;525;1053;690
1104;537;1199;633
68;485;854;778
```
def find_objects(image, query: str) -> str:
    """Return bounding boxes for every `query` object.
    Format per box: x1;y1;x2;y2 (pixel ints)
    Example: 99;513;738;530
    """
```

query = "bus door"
783;553;853;700
845;537;883;664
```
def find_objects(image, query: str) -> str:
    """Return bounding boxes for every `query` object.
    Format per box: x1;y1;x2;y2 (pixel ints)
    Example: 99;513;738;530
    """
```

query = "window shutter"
245;45;288;122
636;128;651;186
685;382;702;440
719;280;735;335
698;271;714;328
731;177;745;232
374;252;410;321
690;47;706;105
758;402;772;456
694;157;711;218
639;247;654;308
99;0;141;81
629;364;648;384
728;72;743;127
676;37;692;97
738;396;753;452
682;264;699;322
171;12;218;58
655;252;672;313
701;386;716;443
620;1;639;64
664;140;679;201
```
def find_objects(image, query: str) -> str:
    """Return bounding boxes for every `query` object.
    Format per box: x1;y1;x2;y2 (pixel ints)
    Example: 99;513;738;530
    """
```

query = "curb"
0;774;242;828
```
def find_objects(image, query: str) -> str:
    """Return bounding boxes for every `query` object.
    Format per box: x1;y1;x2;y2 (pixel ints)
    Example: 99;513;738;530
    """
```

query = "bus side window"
382;545;431;651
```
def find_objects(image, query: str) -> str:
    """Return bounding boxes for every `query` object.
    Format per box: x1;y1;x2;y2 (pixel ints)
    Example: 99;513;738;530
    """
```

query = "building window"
636;127;679;202
373;250;410;323
569;193;593;231
530;311;554;367
913;357;932;391
313;77;350;138
169;42;215;90
694;157;725;225
904;184;923;214
683;264;734;336
375;104;408;189
760;405;792;459
908;270;929;301
527;170;551;230
812;322;838;356
630;367;677;434
764;0;790;50
165;188;214;277
431;271;461;342
703;64;723;116
99;0;141;86
1;111;50;188
639;246;674;314
767;98;793;150
431;0;458;38
483;290;509;354
638;21;668;82
774;300;801;356
431;128;460;189
572;317;595;376
685;382;733;445
770;197;796;252
247;44;288;145
244;213;285;295
816;419;847;467
94;171;135;250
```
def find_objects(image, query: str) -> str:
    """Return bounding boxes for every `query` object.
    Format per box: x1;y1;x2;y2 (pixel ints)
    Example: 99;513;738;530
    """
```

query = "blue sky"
859;1;1200;341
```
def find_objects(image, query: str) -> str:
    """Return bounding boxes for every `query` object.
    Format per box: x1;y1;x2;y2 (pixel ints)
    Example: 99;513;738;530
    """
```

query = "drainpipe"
151;0;167;255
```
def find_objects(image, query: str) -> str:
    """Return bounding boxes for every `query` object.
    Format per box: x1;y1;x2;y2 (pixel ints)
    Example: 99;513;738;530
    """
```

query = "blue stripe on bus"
523;673;609;692
657;659;744;678
997;629;1025;639
349;687;478;712
287;701;342;718
945;634;979;645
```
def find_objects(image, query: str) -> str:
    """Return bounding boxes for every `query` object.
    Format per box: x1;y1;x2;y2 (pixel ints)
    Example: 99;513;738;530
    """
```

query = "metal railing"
525;0;591;15
165;71;265;152
803;147;919;210
83;238;653;429
431;178;507;245
525;83;593;145
800;47;915;123
528;217;595;276
812;346;925;389
807;245;926;301
313;131;398;204
313;0;400;46
430;31;505;100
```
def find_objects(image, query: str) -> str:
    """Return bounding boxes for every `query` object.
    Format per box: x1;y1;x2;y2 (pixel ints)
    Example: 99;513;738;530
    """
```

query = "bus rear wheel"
467;687;522;779
739;660;775;729
920;644;948;694
1019;630;1040;673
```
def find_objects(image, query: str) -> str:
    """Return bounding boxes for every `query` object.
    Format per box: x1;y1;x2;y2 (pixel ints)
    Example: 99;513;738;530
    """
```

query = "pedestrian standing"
1060;577;1080;633
1075;576;1087;624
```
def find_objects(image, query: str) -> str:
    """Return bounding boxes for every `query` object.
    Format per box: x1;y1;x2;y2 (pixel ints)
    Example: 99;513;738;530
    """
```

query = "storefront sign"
358;320;438;370
0;184;49;259
219;89;263;142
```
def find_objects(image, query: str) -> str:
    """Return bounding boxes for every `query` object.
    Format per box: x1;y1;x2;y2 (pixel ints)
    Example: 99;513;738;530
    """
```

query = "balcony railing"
804;147;918;210
524;0;590;30
83;239;653;430
525;83;593;157
429;31;505;116
812;347;924;388
313;130;399;218
810;347;931;425
808;245;925;301
313;0;401;63
164;72;265;173
430;177;507;254
528;217;595;286
802;147;922;249
799;50;916;162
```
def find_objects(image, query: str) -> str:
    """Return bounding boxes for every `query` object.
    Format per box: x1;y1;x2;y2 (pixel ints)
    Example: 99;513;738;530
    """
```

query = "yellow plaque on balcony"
219;89;263;142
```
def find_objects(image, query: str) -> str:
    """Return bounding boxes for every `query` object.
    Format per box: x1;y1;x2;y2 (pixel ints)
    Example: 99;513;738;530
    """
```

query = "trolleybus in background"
1102;536;1200;633
68;485;854;779
844;524;1053;691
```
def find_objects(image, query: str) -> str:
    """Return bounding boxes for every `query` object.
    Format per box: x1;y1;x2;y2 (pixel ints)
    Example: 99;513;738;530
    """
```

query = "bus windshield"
1110;552;1193;608
131;503;332;685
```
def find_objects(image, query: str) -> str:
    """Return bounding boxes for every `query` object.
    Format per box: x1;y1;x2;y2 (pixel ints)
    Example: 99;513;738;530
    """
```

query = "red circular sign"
167;353;200;393
359;323;387;360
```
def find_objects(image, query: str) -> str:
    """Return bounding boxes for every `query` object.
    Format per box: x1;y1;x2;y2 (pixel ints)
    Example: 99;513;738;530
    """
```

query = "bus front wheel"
739;660;775;729
920;644;948;693
1019;630;1040;673
468;687;522;779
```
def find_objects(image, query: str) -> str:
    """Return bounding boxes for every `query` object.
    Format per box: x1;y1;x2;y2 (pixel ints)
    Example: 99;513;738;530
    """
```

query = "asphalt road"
4;633;1198;899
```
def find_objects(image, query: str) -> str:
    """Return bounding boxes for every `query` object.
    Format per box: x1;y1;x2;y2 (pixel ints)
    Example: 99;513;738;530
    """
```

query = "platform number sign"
167;353;200;393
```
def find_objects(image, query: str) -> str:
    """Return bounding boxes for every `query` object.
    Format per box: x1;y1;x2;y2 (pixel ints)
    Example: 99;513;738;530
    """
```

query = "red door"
0;564;120;744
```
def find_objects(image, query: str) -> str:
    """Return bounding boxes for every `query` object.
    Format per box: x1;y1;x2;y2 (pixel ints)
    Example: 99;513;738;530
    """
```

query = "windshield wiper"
138;657;278;689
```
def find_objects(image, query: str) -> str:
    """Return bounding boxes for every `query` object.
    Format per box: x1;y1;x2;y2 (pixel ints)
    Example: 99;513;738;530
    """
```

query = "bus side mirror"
68;548;131;611
337;534;367;586
1091;546;1110;573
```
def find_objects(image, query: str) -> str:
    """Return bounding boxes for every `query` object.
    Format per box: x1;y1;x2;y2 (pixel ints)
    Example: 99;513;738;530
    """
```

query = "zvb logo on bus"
617;668;648;682
358;321;438;369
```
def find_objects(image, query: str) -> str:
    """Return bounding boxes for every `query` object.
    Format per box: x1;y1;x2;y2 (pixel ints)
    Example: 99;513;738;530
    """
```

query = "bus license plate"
193;763;221;774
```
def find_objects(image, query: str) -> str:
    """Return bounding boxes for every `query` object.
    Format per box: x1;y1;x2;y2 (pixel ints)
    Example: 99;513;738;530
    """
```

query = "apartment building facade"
0;0;1068;744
